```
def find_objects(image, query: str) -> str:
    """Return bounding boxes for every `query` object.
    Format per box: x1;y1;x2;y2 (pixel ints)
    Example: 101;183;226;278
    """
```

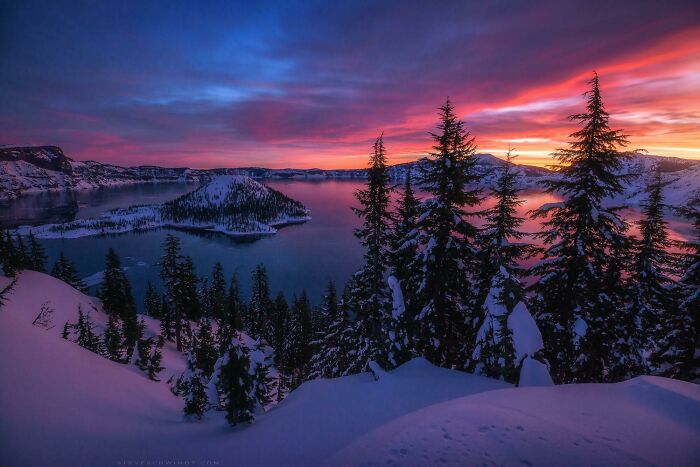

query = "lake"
0;180;694;308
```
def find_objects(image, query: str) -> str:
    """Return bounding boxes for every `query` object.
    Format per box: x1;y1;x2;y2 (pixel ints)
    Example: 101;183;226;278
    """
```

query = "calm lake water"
0;180;694;308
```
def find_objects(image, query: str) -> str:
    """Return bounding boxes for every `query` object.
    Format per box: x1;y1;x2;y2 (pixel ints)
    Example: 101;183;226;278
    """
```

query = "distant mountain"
1;145;698;203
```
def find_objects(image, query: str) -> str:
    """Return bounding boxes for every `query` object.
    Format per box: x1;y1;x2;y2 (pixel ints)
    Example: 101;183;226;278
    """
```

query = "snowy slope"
1;272;699;466
335;377;700;466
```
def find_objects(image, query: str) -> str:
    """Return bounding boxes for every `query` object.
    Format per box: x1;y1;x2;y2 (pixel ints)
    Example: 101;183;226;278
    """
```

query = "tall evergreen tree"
1;231;19;276
75;306;101;353
27;232;47;272
286;291;314;388
389;170;420;341
148;335;165;381
409;99;482;368
217;274;245;352
310;283;355;378
50;251;87;292
529;73;632;383
248;264;272;341
160;234;186;351
14;235;29;270
350;134;394;369
653;197;700;382
210;262;227;320
143;281;161;318
624;171;674;378
269;292;290;368
217;337;257;426
471;152;536;383
103;313;123;362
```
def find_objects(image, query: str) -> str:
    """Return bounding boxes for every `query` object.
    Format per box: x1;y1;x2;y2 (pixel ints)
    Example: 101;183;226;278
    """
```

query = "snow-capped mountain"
1;145;698;203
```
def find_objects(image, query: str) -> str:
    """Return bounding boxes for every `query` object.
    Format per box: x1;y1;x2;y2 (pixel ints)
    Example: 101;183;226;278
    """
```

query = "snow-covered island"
16;175;311;239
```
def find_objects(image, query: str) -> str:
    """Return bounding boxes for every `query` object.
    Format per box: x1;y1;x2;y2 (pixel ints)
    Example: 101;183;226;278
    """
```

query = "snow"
508;301;544;362
333;376;700;466
1;271;698;466
387;275;405;319
519;357;554;387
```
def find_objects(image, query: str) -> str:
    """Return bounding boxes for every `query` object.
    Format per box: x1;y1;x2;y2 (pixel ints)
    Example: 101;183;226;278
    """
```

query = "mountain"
1;145;699;203
17;175;311;239
1;271;698;466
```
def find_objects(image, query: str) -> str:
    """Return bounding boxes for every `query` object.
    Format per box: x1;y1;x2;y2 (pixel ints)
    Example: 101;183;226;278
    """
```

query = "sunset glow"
1;1;699;168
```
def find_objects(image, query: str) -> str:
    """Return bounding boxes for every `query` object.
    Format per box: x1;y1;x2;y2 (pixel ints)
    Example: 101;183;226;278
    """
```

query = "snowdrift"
1;271;699;466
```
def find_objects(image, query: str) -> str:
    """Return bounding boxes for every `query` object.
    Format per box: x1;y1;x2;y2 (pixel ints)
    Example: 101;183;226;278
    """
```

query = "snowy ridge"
14;175;311;239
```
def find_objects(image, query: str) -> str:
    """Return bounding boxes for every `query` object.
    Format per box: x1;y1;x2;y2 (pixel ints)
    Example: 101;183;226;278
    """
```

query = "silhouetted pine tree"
217;274;245;352
14;235;30;270
192;317;218;379
410;99;482;368
471;152;535;383
159;293;174;342
529;73;632;383
143;281;161;318
50;251;87;292
160;234;186;351
210;262;227;320
1;232;19;276
350;134;394;369
148;336;165;381
248;264;272;340
269;292;290;368
310;282;353;378
103;313;123;362
136;336;154;371
286;291;314;388
75;306;101;353
652;197;700;382
27;232;47;272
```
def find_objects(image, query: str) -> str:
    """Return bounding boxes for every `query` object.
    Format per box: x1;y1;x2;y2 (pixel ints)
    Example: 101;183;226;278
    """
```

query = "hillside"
15;175;310;239
1;271;698;467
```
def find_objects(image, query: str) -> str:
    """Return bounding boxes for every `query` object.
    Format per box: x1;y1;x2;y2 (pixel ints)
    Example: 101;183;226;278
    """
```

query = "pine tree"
210;262;227;320
136;336;154;371
50;252;87;292
159;293;174;342
310;282;353;378
103;313;123;362
61;321;71;340
183;366;209;420
471;152;536;383
350;134;394;370
27;232;47;272
218;337;256;426
623;171;674;378
14;235;30;270
75;306;101;354
160;234;186;351
143;281;161;318
653;197;700;382
269;292;290;369
177;256;201;321
217;274;245;353
1;232;18;276
193;317;218;378
99;249;136;318
286;291;314;388
410;99;482;368
248;264;272;340
529;73;632;383
389;170;420;342
148;336;165;381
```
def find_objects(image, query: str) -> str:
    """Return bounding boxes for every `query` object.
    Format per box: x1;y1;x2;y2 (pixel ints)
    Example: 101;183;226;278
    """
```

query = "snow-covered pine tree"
350;134;393;370
622;170;674;379
248;264;272;341
268;292;290;369
470;152;535;383
182;351;210;420
216;335;257;426
310;282;354;378
411;99;482;368
50;251;87;292
143;281;161;318
389;171;420;345
192;317;218;378
27;232;47;272
529;73;632;383
653;197;700;382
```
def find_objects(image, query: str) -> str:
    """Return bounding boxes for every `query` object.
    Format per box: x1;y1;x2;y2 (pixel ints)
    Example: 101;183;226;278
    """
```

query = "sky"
1;0;700;169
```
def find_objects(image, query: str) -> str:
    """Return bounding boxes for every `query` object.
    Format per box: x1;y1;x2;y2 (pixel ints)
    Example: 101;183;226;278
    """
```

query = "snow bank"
334;376;700;466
